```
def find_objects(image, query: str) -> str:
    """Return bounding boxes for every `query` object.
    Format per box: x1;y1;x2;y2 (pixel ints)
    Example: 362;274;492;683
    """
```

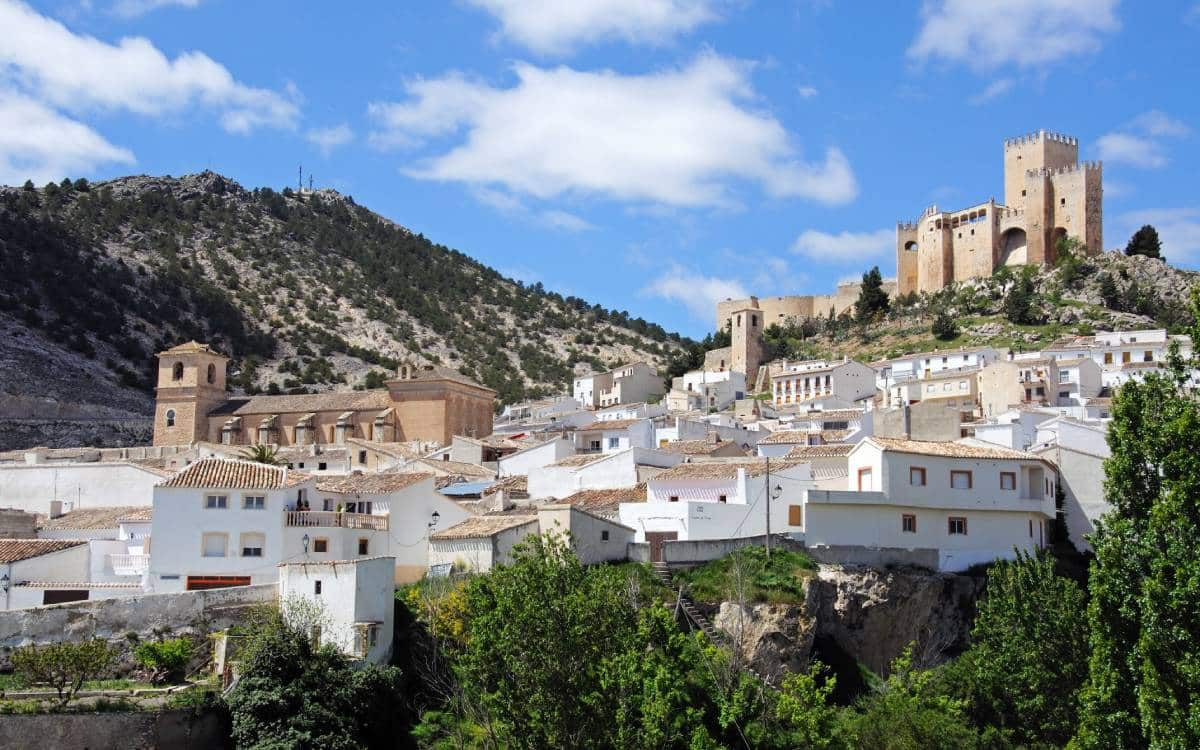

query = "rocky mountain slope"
0;173;690;448
762;250;1200;368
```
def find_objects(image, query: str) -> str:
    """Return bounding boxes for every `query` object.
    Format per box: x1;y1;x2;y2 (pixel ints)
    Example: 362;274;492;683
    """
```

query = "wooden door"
646;532;678;562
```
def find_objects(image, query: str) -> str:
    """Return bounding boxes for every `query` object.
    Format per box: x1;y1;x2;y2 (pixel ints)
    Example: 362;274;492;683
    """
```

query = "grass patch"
675;546;818;604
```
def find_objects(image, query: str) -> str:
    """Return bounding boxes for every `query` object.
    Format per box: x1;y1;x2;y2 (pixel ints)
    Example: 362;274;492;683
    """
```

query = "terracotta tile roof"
119;507;154;522
786;444;856;458
758;430;812;445
159;340;225;356
14;580;143;589
795;409;863;421
315;472;434;494
578;418;644;430
0;539;87;563
820;429;852;442
344;438;426;460
208;390;393;417
864;437;1044;461
158;458;311;489
659;439;745;456
40;507;149;530
398;364;495;392
559;485;646;515
651;458;807;481
482;475;528;496
430;515;538;540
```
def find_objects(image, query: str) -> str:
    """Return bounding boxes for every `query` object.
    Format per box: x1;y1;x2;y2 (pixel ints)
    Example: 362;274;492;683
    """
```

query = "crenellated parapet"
1026;161;1102;178
1004;129;1078;148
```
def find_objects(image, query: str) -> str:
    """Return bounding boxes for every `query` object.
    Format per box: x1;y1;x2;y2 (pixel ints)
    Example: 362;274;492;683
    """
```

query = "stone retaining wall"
0;707;228;750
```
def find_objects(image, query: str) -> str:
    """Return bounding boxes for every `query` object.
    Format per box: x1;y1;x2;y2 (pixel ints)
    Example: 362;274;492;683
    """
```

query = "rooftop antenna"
308;174;313;191
298;165;303;192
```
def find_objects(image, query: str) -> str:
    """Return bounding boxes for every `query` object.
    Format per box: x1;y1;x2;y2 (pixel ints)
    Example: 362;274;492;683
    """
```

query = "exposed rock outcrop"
710;565;985;682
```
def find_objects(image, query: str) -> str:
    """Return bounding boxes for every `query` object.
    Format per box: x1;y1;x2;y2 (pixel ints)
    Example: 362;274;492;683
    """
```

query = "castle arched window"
751;314;758;327
165;409;176;428
172;362;184;381
207;363;216;384
904;241;919;253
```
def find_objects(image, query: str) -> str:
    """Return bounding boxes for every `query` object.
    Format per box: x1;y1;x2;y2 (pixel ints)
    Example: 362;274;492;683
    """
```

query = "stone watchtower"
729;301;764;384
152;341;229;446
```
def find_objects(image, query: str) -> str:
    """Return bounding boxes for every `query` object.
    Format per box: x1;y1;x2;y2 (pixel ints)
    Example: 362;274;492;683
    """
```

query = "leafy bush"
676;546;817;604
134;637;195;684
11;639;116;707
931;311;959;341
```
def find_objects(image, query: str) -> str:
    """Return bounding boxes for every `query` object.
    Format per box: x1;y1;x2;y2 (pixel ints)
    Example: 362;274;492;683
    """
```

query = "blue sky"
2;1;1198;338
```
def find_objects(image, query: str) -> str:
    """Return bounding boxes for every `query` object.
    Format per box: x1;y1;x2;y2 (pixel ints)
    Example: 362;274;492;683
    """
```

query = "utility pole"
764;456;772;559
298;165;303;192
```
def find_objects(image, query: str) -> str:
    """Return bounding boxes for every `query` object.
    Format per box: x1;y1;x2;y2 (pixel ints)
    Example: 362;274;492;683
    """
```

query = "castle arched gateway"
896;130;1102;295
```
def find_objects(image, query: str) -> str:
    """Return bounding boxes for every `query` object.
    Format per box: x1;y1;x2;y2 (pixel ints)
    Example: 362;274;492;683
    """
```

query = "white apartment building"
873;347;1001;391
0;456;167;516
0;539;145;610
528;448;680;500
1038;329;1194;387
572;418;655;455
771;359;876;409
594;401;667;422
619;459;814;547
887;368;979;411
496;437;575;478
149;459;468;591
978;358;1060;417
1031;417;1110;553
803;437;1055;572
970;408;1056;451
667;369;747;412
278;556;396;664
573;362;664;409
1050;358;1102;405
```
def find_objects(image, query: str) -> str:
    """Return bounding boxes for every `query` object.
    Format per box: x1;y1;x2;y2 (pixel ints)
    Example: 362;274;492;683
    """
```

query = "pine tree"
1125;224;1163;260
931;311;959;340
854;266;890;323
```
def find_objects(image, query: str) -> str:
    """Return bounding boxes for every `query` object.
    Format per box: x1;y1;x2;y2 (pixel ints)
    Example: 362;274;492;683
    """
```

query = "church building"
152;342;495;448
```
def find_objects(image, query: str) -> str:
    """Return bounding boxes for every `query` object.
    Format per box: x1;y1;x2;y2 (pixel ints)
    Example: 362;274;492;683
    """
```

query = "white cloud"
643;265;749;321
797;85;818;99
369;55;858;208
305;124;354;156
1097;110;1190;169
1116;207;1200;266
908;0;1119;70
968;78;1013;105
466;0;719;56
1129;109;1190;138
0;0;298;133
791;228;893;264
538;209;594;232
111;0;201;18
1096;133;1167;168
0;90;134;184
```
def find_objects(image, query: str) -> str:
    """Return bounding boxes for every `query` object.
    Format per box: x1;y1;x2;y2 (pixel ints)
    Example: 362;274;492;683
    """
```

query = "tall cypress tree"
854;266;890;323
1124;225;1163;259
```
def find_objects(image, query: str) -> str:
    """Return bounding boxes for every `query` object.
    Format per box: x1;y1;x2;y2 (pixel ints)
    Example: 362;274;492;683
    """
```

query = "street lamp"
428;511;441;530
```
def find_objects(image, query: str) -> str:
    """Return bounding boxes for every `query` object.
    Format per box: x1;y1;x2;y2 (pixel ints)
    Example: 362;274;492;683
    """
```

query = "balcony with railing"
284;511;389;531
108;553;150;576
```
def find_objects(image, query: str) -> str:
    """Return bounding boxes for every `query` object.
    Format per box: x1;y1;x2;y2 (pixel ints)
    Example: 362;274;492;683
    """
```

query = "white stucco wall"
279;556;395;664
1;544;92;610
0;462;162;515
497;438;574;478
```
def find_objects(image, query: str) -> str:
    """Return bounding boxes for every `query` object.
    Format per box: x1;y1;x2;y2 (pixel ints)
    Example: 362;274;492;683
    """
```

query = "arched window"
165;409;176;427
172;362;184;381
207;363;216;384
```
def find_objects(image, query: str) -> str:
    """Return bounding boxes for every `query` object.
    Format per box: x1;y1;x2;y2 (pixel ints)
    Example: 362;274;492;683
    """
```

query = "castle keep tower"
896;129;1102;296
153;341;229;446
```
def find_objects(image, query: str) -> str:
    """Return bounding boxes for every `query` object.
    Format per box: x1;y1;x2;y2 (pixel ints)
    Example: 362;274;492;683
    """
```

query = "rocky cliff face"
712;565;984;682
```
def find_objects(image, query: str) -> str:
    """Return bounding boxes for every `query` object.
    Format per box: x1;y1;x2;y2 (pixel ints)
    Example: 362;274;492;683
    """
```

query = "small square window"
669;496;679;503
601;530;609;541
358;450;368;465
313;538;328;553
1000;472;1016;491
358;538;369;555
314;580;322;595
718;494;728;503
317;462;327;471
909;467;926;486
951;470;973;490
205;495;228;509
902;514;916;533
243;496;265;510
948;516;968;535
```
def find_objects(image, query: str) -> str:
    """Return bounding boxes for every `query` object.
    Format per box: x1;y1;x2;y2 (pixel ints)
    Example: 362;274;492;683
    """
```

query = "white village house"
802;437;1056;572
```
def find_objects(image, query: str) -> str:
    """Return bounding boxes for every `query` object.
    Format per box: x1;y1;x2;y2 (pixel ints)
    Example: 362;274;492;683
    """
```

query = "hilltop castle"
896;129;1103;295
717;129;1103;336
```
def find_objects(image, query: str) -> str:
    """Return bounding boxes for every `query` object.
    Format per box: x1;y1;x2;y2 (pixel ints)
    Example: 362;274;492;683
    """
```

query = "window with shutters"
788;505;803;526
950;470;972;490
902;514;916;533
201;533;227;557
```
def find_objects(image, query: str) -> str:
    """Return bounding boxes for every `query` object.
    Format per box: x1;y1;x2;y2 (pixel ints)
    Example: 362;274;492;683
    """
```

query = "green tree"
1076;299;1200;748
1002;267;1041;325
134;637;195;685
239;443;282;465
855;266;890;323
1098;272;1121;310
931;311;959;341
227;605;407;749
842;648;979;750
951;551;1088;747
11;639;117;707
1125;224;1163;260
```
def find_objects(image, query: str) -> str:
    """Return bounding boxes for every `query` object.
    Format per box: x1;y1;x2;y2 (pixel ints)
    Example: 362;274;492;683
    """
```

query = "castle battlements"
897;221;918;231
1025;161;1102;178
1004;129;1078;148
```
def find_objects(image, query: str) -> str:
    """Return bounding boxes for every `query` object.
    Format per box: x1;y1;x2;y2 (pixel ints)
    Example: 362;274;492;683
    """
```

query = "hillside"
0;172;689;449
757;250;1200;370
